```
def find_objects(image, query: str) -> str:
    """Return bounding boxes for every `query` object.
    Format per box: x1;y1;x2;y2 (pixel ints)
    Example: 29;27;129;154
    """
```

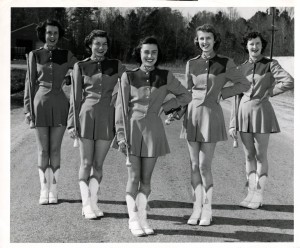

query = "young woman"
24;19;77;205
229;32;294;209
180;24;250;226
67;30;126;219
115;36;192;236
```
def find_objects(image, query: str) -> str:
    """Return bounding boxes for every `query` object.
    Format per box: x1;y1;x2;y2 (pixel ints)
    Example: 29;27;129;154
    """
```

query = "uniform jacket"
67;57;126;130
115;67;192;143
229;55;294;129
24;45;77;116
186;53;250;104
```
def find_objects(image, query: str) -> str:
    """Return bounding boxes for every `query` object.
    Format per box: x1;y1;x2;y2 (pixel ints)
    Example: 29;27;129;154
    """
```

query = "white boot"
136;192;154;235
49;166;59;204
239;171;256;207
38;167;49;205
79;181;97;220
199;185;213;226
187;184;202;225
89;177;104;217
247;174;267;209
126;194;145;237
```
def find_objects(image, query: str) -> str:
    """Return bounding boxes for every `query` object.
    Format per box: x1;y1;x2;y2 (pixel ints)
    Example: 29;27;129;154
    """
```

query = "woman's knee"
190;160;200;172
128;173;140;186
245;151;256;162
50;145;61;157
38;149;49;159
199;164;212;177
256;152;268;164
80;160;93;170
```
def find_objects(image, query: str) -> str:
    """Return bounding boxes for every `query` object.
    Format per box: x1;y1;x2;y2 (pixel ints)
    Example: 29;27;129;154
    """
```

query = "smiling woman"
67;29;126;220
24;19;77;206
114;36;192;237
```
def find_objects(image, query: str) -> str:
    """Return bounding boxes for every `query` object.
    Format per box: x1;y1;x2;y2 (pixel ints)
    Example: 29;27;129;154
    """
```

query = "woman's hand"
118;139;129;154
62;75;71;86
68;128;78;139
229;127;237;139
25;113;31;125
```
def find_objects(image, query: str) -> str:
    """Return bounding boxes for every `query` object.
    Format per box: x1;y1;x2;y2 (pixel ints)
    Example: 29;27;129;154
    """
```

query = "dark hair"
84;30;110;54
36;19;65;43
194;24;221;51
132;36;163;66
241;32;268;54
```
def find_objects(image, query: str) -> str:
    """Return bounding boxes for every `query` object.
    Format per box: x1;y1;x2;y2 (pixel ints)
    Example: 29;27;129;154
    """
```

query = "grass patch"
11;68;26;94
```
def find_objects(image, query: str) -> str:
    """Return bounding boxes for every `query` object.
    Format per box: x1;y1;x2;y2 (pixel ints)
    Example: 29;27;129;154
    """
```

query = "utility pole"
269;7;278;59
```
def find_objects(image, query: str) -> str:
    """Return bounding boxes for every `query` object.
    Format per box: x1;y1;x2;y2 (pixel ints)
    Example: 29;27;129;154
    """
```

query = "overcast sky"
172;7;268;20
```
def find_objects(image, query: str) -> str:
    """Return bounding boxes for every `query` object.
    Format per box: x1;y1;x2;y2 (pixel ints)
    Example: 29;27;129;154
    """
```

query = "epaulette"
188;55;201;62
77;57;91;64
33;47;43;52
126;67;139;72
217;54;230;59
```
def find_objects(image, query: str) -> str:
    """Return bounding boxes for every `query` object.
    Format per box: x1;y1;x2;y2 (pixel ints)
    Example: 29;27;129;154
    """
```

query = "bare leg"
139;157;157;196
34;127;50;204
78;138;94;181
35;127;50;170
240;132;257;174
78;138;97;219
198;142;216;226
89;139;112;217
126;155;141;196
49;126;66;169
253;133;270;176
199;142;216;190
187;141;202;189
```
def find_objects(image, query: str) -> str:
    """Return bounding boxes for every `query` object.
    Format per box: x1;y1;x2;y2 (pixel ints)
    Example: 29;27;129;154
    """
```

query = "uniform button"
206;60;208;63
205;68;208;71
147;80;149;82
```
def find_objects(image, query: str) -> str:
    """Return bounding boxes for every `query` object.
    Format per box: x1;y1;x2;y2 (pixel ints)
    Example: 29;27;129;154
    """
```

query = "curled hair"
241;32;268;54
194;24;221;52
36;19;65;43
132;36;163;66
84;30;110;54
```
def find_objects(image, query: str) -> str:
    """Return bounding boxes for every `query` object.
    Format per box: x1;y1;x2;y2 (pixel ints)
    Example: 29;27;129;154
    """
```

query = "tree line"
11;7;294;64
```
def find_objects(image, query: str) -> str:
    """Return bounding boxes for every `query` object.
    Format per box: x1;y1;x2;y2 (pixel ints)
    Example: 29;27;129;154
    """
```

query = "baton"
70;72;79;147
25;54;35;128
118;78;131;167
233;95;238;148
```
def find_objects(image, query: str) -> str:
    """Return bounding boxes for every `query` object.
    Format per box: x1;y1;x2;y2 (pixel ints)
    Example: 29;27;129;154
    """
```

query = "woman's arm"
115;72;130;142
111;60;127;106
24;51;37;118
67;62;82;130
221;59;250;99
268;59;294;96
165;71;192;111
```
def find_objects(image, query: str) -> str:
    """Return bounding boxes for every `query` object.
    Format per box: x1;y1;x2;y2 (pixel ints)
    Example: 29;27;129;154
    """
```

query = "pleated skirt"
129;113;170;157
180;101;227;142
237;97;280;133
79;100;115;140
34;88;69;127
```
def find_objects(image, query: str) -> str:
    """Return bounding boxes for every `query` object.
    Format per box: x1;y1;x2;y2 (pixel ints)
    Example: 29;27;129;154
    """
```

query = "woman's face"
140;44;158;67
247;37;262;58
45;25;59;47
90;36;108;58
197;31;215;53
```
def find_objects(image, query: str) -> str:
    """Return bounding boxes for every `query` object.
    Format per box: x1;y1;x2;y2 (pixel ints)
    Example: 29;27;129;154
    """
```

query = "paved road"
9;86;294;244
